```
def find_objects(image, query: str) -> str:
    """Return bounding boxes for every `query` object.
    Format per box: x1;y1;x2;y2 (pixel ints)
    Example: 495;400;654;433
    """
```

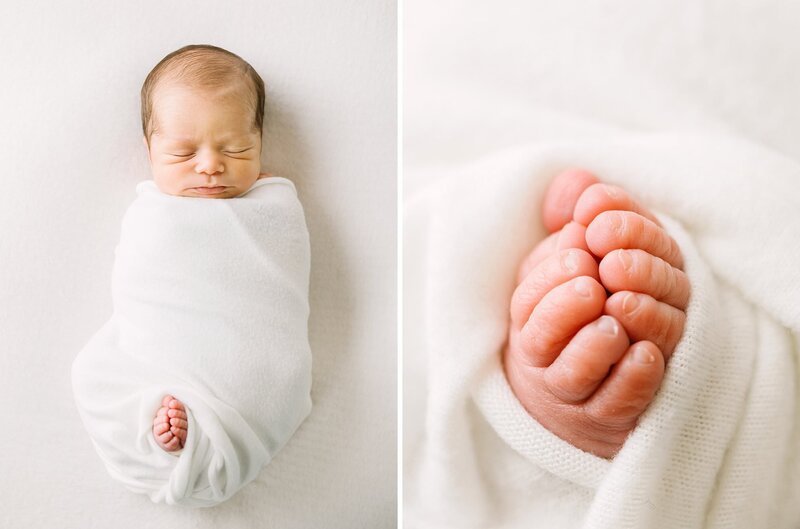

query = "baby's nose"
194;151;225;176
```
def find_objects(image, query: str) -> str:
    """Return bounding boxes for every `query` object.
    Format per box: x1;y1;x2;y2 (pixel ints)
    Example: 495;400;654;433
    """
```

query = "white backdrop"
403;1;800;527
0;1;396;527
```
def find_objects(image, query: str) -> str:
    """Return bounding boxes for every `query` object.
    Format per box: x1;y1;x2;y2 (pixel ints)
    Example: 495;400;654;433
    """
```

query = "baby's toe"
517;223;592;283
605;291;686;358
169;417;188;430
573;182;662;228
153;420;169;436
175;427;187;446
516;276;606;367
599;249;690;310
167;408;187;420
164;435;181;451
584;341;665;435
585;210;684;269
517;231;560;285
542;168;600;233
511;248;599;328
168;398;185;411
156;429;175;446
556;221;590;253
154;407;169;426
161;394;174;407
544;315;630;403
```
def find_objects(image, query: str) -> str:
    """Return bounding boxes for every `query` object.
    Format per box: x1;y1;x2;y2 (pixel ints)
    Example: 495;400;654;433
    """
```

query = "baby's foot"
152;394;188;453
574;180;689;357
504;169;688;458
519;170;689;357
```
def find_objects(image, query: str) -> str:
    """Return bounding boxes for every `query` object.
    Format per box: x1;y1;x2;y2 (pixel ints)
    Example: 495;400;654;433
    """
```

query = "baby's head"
141;45;265;198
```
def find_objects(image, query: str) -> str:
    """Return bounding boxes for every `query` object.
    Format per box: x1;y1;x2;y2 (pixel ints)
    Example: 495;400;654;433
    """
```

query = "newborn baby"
72;44;312;506
504;169;689;458
140;45;273;453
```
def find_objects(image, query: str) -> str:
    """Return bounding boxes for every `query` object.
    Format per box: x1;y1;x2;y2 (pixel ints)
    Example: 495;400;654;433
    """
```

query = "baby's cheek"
152;164;185;190
152;173;175;195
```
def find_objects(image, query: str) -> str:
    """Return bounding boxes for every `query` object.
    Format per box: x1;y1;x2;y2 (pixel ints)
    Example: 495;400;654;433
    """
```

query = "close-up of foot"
152;394;188;453
504;169;689;458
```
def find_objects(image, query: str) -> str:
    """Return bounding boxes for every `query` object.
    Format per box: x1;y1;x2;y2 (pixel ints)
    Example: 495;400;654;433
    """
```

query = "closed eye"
224;148;252;154
168;153;194;157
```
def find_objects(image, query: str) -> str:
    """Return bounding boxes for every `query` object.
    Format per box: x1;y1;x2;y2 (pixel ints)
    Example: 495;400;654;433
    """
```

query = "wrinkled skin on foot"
504;169;689;459
152;394;188;453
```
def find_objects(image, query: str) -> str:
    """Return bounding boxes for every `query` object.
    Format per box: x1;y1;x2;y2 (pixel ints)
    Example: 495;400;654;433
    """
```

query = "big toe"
584;341;665;433
543;315;630;403
542;168;600;233
604;291;686;359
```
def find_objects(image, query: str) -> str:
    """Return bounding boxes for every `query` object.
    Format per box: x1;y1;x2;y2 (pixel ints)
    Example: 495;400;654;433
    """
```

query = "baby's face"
144;83;262;198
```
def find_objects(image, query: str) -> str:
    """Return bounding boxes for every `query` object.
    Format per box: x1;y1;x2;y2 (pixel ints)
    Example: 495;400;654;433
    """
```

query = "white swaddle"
404;134;800;529
71;177;312;507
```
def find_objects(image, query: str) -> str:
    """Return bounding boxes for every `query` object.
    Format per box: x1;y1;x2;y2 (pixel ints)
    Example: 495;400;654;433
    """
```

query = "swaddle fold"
404;135;800;529
72;177;312;507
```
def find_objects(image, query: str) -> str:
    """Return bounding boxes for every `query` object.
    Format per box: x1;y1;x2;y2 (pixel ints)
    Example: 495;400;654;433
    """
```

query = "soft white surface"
404;0;800;178
404;1;800;528
73;178;313;507
0;1;396;527
405;138;800;528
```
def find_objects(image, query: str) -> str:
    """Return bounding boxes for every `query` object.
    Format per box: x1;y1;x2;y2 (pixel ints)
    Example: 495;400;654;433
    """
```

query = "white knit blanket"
404;135;800;528
71;177;312;507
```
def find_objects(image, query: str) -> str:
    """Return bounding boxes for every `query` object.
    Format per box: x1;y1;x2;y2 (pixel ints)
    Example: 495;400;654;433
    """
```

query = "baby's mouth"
191;186;229;195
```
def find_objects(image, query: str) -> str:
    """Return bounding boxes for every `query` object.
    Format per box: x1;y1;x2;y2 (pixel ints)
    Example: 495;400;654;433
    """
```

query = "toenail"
563;250;579;273
633;344;656;364
604;184;619;198
597;315;619;335
617;250;633;271
605;211;623;233
574;276;593;297
623;292;640;313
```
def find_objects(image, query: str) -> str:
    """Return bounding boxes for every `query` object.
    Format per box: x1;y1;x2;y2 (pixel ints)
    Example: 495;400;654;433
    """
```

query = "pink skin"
143;80;273;199
504;169;689;458
152;394;188;453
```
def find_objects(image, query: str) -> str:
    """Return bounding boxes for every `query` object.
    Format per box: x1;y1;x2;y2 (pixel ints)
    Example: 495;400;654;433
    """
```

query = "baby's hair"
140;44;265;146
